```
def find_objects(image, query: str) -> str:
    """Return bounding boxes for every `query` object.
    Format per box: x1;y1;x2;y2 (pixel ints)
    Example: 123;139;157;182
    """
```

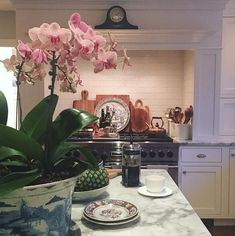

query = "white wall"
0;11;15;39
53;50;193;125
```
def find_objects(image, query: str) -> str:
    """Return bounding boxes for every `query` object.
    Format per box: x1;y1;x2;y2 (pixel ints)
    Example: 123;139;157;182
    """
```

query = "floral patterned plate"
83;199;138;222
82;212;140;226
94;98;130;132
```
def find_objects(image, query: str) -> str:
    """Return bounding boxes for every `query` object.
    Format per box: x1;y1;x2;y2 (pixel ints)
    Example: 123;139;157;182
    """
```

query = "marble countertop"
71;169;211;236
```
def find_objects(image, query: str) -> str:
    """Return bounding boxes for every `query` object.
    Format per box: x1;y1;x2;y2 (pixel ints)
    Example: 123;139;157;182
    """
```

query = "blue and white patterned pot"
0;176;78;236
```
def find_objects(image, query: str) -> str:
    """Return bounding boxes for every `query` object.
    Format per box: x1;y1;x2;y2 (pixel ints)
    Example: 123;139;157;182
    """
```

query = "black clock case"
95;6;138;29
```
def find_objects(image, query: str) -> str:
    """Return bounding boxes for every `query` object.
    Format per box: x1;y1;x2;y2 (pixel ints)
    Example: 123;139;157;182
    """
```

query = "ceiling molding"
99;29;215;50
10;0;229;11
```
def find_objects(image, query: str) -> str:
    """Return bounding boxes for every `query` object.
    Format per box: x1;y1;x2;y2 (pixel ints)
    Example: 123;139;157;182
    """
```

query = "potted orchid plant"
0;12;130;235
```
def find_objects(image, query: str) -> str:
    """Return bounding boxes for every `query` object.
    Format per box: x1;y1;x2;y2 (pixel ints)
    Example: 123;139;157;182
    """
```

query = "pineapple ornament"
74;148;109;192
75;167;109;191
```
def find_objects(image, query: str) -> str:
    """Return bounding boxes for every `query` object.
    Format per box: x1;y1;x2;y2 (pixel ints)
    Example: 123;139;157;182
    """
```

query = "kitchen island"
71;169;211;236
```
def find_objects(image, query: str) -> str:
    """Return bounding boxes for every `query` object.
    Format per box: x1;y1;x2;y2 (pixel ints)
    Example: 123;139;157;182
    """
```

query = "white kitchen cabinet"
221;18;235;97
219;17;235;139
229;148;235;217
179;146;229;218
180;166;222;216
219;98;235;136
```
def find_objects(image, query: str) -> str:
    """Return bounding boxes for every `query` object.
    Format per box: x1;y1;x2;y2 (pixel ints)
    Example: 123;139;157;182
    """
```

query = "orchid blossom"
2;12;130;94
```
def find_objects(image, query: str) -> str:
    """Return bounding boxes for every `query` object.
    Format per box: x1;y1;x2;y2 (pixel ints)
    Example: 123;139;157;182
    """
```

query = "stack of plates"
82;199;139;226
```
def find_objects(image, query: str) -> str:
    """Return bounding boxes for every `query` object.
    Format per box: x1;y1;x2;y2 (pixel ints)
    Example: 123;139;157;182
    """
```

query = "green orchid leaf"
51;109;98;147
0;124;44;161
70;160;89;176
20;94;58;144
0;169;40;197
78;147;99;170
0;90;8;125
0;146;27;162
0;160;28;167
54;158;89;176
49;143;81;165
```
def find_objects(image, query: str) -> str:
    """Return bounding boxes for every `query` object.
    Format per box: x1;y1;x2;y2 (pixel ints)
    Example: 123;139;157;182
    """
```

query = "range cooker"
67;131;179;184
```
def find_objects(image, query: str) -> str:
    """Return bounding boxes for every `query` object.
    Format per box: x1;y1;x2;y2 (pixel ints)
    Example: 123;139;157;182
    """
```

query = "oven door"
146;165;178;185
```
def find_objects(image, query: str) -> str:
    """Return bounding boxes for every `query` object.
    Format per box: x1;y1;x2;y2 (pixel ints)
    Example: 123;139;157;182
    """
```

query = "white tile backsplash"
54;50;194;127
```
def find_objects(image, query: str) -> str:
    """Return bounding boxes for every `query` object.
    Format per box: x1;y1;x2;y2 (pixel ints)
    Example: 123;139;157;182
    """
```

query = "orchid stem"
44;51;57;171
50;51;57;95
16;61;25;130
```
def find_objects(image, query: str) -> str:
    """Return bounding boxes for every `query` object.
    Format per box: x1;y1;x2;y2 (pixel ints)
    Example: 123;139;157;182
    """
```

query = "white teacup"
145;175;166;193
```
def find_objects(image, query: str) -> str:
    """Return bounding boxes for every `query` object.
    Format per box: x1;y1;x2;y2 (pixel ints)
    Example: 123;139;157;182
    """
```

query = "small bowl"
73;184;109;201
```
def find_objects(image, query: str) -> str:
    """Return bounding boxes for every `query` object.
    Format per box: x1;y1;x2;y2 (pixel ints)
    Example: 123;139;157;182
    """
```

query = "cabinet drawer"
181;148;222;163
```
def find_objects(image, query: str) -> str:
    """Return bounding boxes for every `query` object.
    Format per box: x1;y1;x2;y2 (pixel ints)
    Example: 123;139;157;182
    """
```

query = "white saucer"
138;186;173;197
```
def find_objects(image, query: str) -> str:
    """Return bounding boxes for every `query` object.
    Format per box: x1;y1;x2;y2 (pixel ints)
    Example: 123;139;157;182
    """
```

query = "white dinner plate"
83;199;138;222
82;213;140;226
138;186;173;197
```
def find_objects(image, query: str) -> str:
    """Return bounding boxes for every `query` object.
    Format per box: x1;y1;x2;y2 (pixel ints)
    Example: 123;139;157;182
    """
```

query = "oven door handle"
146;165;178;170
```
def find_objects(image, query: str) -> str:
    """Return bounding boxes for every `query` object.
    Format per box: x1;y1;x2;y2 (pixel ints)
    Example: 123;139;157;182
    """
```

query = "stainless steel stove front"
67;141;179;184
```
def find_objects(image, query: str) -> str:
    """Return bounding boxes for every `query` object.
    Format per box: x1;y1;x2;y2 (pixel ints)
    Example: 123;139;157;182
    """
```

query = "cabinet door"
221;18;235;97
219;98;235;135
180;166;222;217
229;149;235;217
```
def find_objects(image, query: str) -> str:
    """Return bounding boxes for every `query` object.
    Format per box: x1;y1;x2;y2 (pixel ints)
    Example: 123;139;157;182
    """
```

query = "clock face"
109;7;125;23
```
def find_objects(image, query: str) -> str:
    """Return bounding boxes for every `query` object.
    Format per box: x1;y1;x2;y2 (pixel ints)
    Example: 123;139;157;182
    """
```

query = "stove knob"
158;150;165;158
73;150;80;157
167;150;174;158
92;150;98;157
101;152;108;161
149;150;156;158
141;150;147;158
65;151;72;157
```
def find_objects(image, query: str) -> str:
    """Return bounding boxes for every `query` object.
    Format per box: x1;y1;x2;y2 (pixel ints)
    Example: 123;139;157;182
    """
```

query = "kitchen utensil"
183;105;193;124
173;106;182;123
131;99;150;132
73;90;95;114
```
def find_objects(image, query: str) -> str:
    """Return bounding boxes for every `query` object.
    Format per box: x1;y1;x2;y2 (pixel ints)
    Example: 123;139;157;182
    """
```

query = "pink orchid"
92;50;117;73
122;49;131;70
108;32;118;52
31;49;48;64
17;40;32;59
68;13;89;35
78;39;95;59
1;55;18;71
84;29;107;52
58;50;76;67
1;12;131;95
29;22;72;47
93;35;106;52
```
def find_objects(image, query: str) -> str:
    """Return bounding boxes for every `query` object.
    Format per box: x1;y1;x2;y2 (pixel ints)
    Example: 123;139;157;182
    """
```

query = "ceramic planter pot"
0;176;78;235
